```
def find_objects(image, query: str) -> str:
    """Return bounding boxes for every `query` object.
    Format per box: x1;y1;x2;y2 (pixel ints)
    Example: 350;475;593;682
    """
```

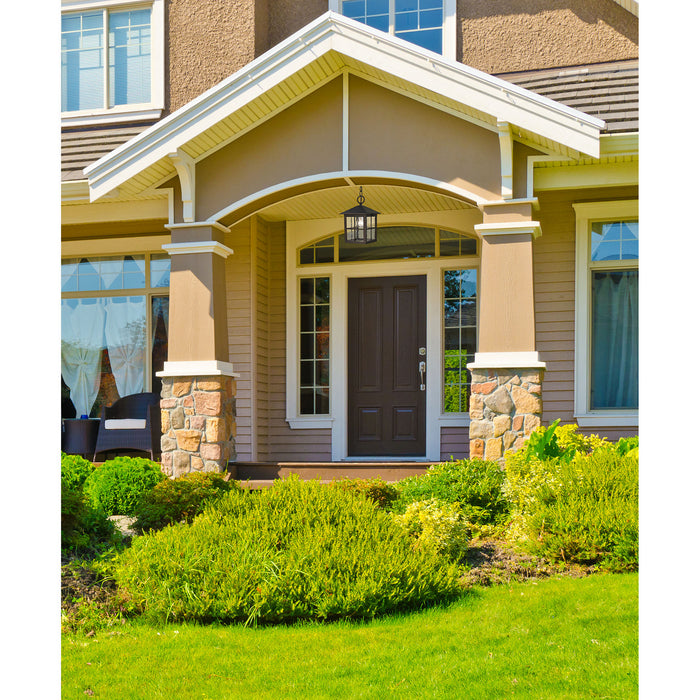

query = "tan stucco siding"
348;76;502;201
167;0;272;113
457;0;638;73
195;78;344;222
534;186;638;439
266;1;328;51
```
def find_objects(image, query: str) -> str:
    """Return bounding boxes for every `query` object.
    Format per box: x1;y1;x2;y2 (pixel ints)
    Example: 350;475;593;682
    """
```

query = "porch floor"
230;461;436;484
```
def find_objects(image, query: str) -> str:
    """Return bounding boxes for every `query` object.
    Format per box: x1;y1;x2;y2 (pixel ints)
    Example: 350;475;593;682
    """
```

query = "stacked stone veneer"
159;376;237;476
469;367;544;462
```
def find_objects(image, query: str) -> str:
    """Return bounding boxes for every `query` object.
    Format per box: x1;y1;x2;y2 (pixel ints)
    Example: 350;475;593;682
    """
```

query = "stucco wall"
167;0;264;113
457;0;638;73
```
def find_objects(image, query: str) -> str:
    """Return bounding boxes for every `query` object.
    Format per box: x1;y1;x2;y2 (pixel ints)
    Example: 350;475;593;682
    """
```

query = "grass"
62;573;637;699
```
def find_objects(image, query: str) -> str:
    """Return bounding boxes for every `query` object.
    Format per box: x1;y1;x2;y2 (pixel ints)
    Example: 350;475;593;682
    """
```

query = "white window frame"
329;0;457;61
61;0;164;126
573;200;639;427
286;220;477;461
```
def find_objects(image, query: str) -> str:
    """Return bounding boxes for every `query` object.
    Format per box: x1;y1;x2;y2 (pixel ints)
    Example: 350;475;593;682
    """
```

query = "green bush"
61;452;97;491
61;480;117;557
394;459;509;527
133;471;240;533
503;425;638;571
83;456;166;516
331;477;399;510
393;499;470;562
114;477;461;625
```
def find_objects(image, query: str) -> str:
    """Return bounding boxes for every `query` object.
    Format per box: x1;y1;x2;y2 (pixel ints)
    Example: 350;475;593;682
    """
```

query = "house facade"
61;0;639;475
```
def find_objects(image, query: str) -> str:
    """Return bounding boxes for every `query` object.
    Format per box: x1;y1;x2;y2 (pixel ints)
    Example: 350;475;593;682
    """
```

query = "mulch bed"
461;539;597;587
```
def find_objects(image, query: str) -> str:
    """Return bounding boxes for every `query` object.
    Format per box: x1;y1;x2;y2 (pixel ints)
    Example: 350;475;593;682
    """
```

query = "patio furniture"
62;418;99;458
93;392;161;461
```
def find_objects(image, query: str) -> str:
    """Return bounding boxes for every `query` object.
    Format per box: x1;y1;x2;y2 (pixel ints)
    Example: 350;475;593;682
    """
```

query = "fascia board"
86;11;602;201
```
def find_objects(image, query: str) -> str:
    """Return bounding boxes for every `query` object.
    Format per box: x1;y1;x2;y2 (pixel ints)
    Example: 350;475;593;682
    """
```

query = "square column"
469;201;546;460
157;222;238;475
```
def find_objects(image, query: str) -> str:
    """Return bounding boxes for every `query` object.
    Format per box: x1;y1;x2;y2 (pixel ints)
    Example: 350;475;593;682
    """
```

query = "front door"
347;275;426;456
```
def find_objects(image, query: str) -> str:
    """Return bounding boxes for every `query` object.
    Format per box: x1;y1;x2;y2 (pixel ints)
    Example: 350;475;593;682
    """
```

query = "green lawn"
62;573;637;699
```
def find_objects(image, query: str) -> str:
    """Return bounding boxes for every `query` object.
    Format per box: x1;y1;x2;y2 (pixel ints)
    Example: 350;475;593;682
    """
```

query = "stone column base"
159;375;237;477
468;367;544;462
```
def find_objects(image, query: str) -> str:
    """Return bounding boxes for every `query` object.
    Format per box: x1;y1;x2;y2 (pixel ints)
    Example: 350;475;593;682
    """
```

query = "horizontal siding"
255;219;332;462
440;426;469;461
225;221;253;463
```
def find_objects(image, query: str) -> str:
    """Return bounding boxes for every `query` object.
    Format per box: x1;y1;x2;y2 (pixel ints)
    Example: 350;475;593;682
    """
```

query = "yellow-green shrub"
503;424;638;570
393;499;470;562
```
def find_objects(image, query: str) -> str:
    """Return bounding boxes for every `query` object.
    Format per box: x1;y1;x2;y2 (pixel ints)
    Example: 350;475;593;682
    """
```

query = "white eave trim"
85;12;602;202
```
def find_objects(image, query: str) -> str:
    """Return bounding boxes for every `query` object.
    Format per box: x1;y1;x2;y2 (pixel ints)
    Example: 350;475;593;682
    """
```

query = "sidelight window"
299;277;331;415
443;268;477;413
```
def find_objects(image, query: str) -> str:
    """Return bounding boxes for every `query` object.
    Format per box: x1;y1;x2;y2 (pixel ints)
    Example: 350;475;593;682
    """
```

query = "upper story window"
332;1;456;59
61;0;164;126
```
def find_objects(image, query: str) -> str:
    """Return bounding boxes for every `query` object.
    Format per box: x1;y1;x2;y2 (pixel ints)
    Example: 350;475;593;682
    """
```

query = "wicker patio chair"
93;392;161;461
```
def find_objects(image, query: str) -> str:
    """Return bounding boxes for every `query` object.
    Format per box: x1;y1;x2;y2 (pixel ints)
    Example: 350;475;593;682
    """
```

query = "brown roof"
61;123;156;182
496;59;639;134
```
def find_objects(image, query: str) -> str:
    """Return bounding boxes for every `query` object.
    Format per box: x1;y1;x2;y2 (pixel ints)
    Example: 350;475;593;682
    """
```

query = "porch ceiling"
256;182;474;223
85;12;603;207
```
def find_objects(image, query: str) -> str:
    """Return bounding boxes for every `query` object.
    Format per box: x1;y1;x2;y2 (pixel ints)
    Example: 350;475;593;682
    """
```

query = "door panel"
348;275;426;456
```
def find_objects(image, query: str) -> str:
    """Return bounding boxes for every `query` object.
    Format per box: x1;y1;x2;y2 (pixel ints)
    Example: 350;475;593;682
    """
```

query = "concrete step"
231;462;436;482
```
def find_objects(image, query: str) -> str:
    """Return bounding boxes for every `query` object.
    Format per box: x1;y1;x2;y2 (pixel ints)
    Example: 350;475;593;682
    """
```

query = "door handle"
419;360;426;391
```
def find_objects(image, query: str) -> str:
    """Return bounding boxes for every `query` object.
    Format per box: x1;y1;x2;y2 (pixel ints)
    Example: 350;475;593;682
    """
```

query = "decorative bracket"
168;149;196;222
497;120;514;200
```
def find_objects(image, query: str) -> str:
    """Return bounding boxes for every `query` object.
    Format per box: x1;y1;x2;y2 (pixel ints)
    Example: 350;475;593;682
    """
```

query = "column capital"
474;220;542;239
162;240;234;258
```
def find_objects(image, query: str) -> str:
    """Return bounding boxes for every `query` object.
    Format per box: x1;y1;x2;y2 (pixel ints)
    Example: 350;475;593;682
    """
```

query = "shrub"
61;452;97;491
393;499;470;562
114;477;461;625
331;477;399;510
393;459;509;527
133;471;240;533
61;480;117;557
503;426;638;571
83;456;166;516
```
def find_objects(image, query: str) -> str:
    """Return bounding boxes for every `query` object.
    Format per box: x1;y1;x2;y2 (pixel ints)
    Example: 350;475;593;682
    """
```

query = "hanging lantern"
342;187;379;244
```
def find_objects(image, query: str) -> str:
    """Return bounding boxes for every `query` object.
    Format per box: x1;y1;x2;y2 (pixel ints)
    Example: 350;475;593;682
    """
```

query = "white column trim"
468;351;546;369
167;149;196;222
161;241;234;258
156;360;240;378
496;120;513;199
474;221;542;238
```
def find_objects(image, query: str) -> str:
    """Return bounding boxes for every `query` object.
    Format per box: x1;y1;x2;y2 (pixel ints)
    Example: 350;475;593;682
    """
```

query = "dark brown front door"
348;275;426;456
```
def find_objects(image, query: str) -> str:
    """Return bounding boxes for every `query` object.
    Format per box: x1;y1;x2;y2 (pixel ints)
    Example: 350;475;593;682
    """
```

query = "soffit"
258;182;474;222
85;12;604;205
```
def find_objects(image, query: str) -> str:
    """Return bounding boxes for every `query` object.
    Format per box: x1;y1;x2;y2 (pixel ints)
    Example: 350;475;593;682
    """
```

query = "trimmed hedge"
83;456;166;516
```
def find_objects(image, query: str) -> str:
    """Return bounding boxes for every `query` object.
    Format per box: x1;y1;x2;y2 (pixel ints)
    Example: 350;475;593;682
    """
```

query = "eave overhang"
84;11;604;205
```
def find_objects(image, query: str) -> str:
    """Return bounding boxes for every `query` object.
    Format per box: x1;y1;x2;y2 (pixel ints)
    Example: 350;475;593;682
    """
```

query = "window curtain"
151;297;169;352
61;299;106;417
591;270;639;409
104;296;147;398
